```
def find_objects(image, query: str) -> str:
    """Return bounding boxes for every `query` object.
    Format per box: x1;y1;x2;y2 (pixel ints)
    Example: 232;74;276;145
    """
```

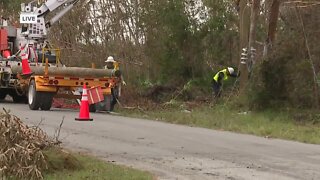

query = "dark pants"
95;95;111;112
212;80;222;98
110;87;118;111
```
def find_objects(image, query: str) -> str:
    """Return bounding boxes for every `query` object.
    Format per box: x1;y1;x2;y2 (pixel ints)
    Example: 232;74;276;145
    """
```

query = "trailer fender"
32;76;57;93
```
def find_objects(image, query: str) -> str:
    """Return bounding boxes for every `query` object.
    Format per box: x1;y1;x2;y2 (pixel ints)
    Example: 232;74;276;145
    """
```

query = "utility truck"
0;0;121;111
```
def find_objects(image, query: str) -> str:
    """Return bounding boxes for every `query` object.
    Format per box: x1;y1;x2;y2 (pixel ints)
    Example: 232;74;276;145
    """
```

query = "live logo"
22;16;36;21
20;14;37;23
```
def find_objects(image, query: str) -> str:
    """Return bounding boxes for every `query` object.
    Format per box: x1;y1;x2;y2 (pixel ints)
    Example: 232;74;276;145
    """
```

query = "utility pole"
239;0;250;91
247;0;260;73
239;0;260;91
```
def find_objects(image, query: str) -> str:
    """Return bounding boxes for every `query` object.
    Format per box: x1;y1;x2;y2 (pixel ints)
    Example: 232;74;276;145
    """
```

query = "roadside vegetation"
120;98;320;145
44;148;153;180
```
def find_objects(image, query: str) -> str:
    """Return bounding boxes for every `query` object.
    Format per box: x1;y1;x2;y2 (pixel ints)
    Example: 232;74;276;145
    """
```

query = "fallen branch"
0;109;59;179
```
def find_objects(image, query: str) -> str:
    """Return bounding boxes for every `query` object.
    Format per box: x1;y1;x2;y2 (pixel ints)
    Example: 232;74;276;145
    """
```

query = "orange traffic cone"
21;53;33;76
75;84;93;121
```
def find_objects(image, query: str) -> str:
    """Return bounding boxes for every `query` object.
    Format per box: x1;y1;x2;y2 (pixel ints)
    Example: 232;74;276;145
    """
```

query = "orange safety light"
2;49;11;58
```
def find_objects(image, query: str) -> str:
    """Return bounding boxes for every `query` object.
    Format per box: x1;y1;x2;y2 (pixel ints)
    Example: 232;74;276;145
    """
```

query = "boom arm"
35;0;80;27
20;0;80;39
47;0;79;27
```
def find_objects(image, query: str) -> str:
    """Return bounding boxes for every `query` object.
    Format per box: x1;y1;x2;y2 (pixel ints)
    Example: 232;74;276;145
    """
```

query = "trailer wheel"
40;92;54;111
28;80;41;110
89;104;96;112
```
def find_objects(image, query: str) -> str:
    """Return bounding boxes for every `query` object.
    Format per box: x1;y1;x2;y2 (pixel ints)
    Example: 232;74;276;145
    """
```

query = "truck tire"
0;89;7;100
40;92;54;111
89;104;96;112
28;80;41;110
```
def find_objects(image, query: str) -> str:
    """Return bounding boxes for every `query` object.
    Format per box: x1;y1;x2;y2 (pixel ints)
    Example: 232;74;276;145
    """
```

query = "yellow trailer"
12;59;121;111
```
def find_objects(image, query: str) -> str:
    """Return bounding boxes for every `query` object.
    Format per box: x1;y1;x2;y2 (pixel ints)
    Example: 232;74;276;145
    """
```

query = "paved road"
1;102;320;180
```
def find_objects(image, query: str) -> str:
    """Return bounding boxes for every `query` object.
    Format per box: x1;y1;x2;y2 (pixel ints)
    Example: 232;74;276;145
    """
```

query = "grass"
119;104;320;144
43;148;153;180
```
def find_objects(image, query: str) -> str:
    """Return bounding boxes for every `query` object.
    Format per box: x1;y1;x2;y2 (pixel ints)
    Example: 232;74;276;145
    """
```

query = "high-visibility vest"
104;62;119;70
213;69;228;82
114;62;119;70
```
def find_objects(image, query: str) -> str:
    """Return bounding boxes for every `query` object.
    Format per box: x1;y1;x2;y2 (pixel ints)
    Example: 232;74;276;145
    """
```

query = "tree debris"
0;108;59;179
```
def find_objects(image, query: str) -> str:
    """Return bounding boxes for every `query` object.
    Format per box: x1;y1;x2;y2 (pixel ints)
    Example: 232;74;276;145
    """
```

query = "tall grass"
121;104;320;144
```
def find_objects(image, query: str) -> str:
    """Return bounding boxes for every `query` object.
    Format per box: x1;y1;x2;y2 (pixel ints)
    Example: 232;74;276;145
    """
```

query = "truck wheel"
0;89;7;100
89;104;96;112
40;92;54;111
28;80;41;110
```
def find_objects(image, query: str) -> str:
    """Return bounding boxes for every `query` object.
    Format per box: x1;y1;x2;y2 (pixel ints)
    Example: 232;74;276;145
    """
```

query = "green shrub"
248;32;315;109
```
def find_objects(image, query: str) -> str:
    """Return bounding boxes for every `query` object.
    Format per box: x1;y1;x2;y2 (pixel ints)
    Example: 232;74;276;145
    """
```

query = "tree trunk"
11;66;117;78
264;0;281;57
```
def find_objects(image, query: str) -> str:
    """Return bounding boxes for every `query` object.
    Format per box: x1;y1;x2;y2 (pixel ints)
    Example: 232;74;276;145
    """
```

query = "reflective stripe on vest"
213;69;228;82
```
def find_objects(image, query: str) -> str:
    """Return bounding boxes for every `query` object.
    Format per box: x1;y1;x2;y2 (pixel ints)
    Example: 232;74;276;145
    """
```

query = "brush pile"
0;109;57;179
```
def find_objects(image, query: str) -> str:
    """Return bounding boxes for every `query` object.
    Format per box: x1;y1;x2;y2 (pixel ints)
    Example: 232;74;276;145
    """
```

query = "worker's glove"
122;81;127;86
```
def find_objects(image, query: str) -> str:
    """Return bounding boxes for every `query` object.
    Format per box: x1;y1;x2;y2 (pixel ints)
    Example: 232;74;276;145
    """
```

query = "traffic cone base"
75;84;93;121
75;118;93;121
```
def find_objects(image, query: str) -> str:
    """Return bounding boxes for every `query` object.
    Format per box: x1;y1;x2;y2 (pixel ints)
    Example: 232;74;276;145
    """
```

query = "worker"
104;56;126;84
212;67;240;97
104;56;126;111
104;56;117;69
